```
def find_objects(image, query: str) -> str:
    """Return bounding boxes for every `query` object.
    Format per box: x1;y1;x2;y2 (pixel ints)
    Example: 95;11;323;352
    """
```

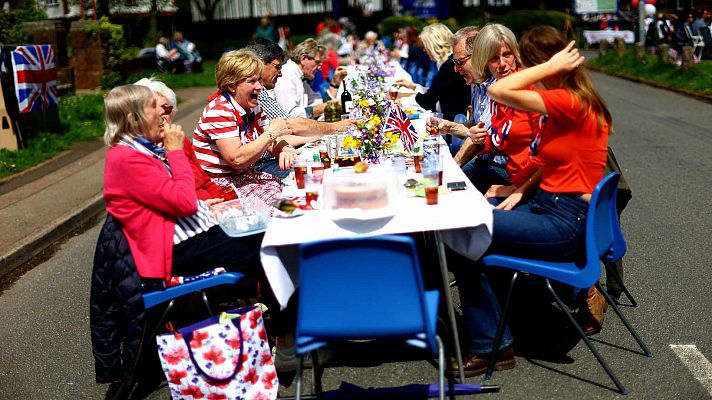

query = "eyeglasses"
453;54;472;67
308;56;324;66
270;61;283;71
160;104;174;115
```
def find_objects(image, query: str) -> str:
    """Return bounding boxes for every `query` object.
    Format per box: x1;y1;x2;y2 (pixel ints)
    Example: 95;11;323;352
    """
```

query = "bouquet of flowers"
342;53;401;162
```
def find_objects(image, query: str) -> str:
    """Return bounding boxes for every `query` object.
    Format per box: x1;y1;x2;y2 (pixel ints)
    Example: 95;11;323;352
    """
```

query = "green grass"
124;60;217;89
0;93;105;179
589;50;712;97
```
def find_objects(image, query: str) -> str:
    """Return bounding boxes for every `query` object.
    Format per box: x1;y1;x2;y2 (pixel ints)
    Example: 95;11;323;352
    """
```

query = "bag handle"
181;308;248;383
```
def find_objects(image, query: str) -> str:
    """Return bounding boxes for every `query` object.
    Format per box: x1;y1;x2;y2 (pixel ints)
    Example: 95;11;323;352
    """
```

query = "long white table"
583;30;635;44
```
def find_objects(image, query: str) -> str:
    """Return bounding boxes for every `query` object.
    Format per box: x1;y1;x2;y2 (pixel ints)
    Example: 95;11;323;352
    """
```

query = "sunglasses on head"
453;54;472;67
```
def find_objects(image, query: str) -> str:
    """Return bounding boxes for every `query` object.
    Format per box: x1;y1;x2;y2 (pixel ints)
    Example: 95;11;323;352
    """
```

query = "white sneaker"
273;346;333;372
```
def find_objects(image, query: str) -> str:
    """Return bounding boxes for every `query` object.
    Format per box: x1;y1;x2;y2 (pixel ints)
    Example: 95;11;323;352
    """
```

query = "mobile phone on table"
447;181;467;191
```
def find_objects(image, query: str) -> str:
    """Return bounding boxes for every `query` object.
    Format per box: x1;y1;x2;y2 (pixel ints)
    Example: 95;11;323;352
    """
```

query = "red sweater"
104;145;198;279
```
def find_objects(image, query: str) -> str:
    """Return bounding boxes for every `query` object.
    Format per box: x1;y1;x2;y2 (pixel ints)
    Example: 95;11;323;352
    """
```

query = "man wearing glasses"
273;38;330;119
244;39;353;178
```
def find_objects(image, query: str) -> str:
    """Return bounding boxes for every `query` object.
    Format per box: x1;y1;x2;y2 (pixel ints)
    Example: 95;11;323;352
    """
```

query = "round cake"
333;183;389;210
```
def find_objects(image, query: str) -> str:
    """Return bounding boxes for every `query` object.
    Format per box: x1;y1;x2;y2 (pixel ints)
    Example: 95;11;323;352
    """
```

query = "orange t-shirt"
534;88;609;194
486;102;539;184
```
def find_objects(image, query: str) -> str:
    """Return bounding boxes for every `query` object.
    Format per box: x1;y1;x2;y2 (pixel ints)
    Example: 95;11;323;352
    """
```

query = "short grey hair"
452;26;480;48
289;38;325;63
319;32;341;52
103;85;154;146
134;77;176;113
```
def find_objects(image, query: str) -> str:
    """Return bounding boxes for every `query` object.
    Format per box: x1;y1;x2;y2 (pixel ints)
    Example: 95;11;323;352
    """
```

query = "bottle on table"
341;81;353;114
311;153;325;178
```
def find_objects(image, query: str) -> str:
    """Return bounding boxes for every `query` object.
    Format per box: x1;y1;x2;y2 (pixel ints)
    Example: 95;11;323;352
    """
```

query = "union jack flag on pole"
11;45;58;114
383;104;419;152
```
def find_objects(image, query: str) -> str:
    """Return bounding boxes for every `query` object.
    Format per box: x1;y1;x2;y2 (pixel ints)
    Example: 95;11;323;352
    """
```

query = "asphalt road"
0;71;711;399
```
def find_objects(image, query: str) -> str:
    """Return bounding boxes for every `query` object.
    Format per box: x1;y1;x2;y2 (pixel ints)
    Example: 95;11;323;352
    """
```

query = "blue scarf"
134;136;166;156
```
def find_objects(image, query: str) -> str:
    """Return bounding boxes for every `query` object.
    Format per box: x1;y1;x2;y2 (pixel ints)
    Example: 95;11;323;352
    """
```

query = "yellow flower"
342;136;357;150
359;99;369;108
369;115;381;126
386;132;400;145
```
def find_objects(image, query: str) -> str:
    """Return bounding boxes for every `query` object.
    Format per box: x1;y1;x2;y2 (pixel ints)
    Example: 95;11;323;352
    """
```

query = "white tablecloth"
260;139;493;308
583;30;635;44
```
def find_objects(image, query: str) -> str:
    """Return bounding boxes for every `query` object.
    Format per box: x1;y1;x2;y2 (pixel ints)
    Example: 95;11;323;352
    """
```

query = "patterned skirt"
211;169;283;213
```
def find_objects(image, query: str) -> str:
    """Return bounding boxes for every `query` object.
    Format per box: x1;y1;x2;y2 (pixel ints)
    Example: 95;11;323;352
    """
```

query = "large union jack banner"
11;45;58;114
383;104;419;152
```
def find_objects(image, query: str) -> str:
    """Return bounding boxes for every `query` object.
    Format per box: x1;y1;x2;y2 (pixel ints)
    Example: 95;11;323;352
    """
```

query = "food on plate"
272;199;300;214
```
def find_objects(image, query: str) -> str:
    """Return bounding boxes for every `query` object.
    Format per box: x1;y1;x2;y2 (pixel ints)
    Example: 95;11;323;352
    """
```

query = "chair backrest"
684;25;705;47
699;27;712;46
297;235;436;353
581;173;621;285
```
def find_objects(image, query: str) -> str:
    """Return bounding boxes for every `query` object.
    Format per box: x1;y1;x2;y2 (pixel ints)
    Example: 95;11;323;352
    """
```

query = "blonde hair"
469;23;522;81
103;85;154;146
215;49;263;93
420;23;453;64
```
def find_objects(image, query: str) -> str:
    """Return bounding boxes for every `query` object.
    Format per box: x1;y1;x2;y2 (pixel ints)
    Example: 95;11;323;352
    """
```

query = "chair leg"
311;349;323;397
545;279;628;395
295;354;303;400
604;260;638;307
435;335;446;400
485;271;518;380
594;282;653;357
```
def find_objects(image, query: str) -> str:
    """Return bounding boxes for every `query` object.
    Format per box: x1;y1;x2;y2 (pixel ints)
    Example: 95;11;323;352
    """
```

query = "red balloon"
631;0;639;8
647;0;656;4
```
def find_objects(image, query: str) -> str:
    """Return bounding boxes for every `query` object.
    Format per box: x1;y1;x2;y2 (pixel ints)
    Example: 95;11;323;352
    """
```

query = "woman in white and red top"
193;49;295;209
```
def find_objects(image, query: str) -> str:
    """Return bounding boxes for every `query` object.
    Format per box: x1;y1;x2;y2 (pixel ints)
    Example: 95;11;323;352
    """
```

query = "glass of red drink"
294;160;308;189
304;173;323;209
423;171;439;205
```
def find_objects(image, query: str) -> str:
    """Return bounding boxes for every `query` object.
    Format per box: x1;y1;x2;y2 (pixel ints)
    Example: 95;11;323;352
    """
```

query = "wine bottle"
341;80;353;114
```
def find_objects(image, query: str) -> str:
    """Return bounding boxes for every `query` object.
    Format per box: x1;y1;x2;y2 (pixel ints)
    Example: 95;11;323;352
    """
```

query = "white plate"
327;206;396;222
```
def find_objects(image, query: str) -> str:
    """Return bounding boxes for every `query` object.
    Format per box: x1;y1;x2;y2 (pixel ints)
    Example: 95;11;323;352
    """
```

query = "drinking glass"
304;173;323;209
426;112;444;136
294;159;308;189
422;170;439;205
388;85;399;101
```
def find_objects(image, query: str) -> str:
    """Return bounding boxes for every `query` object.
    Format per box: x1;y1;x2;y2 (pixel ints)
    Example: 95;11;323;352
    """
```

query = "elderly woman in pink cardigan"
102;84;262;280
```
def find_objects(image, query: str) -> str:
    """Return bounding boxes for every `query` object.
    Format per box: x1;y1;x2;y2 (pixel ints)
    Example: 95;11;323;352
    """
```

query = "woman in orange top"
454;25;611;377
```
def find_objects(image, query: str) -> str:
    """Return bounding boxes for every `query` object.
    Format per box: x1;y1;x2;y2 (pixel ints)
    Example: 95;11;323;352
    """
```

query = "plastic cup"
294;159;308;189
422;171;439;205
304;173;323;209
427;112;443;136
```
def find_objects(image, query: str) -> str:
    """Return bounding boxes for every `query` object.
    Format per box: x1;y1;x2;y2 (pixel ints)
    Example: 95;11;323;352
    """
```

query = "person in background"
171;31;202;72
394;23;471;133
254;16;279;42
316;32;342;96
155;37;182;73
192;50;294;209
244;39;353;178
273;39;329;119
403;27;431;86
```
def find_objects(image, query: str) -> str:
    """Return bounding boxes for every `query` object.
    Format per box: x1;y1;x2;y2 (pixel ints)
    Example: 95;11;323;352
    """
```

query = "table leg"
434;231;465;382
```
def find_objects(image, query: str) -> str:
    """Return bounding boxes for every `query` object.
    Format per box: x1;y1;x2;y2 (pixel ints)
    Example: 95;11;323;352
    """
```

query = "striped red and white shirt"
192;91;269;176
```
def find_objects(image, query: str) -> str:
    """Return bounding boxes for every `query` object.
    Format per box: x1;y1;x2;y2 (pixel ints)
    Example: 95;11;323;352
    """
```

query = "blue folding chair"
294;235;451;400
481;173;652;395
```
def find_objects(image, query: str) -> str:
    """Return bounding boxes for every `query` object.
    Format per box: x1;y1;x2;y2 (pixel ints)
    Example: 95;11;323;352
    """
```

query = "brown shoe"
451;347;516;378
578;286;607;335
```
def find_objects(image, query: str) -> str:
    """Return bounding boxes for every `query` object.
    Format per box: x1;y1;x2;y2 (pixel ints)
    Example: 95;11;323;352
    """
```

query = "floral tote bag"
157;306;278;400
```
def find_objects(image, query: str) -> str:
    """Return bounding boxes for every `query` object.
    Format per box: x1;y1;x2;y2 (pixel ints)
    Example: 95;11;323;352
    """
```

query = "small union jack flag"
11;45;58;114
383;104;419;152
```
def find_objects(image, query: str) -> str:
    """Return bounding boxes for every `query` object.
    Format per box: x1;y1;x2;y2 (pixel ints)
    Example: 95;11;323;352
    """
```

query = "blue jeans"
461;157;509;194
457;190;589;354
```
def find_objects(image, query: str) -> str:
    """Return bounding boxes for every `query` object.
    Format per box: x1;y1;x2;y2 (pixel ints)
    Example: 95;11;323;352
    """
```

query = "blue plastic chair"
294;235;451;400
481;173;652;395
